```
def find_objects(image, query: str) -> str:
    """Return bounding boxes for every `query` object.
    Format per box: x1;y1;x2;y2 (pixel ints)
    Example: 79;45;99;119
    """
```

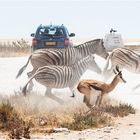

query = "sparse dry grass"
60;109;112;130
0;38;31;57
0;101;23;131
103;103;135;117
0;100;31;139
0;93;136;138
60;103;135;130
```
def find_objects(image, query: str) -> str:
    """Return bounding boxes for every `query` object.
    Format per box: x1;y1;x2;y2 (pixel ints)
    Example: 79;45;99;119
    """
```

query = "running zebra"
16;39;108;91
102;47;140;81
22;55;95;103
16;39;108;78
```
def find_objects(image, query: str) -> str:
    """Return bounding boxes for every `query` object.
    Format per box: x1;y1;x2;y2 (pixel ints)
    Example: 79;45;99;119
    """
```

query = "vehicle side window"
39;28;49;35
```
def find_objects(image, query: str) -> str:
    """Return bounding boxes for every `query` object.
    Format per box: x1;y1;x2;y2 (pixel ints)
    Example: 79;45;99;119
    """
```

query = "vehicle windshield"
39;27;64;36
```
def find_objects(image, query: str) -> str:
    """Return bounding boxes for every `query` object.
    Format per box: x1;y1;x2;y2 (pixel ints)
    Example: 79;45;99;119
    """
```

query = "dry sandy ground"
0;110;139;140
27;109;139;140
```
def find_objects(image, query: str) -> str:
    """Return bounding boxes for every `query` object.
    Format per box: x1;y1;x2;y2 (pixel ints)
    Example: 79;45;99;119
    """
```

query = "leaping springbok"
77;66;126;108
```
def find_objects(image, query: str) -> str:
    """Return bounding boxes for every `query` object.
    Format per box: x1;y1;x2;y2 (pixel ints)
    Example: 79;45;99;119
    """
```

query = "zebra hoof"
70;94;75;98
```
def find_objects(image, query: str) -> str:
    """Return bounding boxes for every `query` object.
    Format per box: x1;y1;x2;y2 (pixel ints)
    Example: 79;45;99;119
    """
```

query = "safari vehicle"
31;24;75;51
104;28;124;51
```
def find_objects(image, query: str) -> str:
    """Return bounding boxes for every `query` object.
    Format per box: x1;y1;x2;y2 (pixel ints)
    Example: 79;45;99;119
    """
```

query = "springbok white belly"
89;88;101;106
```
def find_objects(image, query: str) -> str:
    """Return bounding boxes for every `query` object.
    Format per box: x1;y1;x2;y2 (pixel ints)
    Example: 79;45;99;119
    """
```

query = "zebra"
102;47;140;81
16;39;109;90
22;55;96;103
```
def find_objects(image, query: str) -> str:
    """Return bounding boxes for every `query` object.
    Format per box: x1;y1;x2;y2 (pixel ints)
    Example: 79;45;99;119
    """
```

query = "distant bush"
0;38;31;57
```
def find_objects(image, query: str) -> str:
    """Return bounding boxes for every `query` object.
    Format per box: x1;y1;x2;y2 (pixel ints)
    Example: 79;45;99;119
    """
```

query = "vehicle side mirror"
31;33;35;37
69;33;75;37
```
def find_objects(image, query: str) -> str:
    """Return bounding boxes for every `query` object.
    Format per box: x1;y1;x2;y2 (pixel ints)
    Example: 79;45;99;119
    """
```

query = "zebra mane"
86;38;101;43
74;38;102;48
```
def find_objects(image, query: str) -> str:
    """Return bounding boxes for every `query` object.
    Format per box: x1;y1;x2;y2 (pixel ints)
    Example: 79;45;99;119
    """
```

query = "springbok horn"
113;69;117;74
115;65;120;72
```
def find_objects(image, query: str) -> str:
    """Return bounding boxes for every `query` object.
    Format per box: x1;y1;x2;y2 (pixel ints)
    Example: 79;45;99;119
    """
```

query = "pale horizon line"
0;37;140;45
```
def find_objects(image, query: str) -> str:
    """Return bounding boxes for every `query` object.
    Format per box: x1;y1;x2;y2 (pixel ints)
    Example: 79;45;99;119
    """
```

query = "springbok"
77;66;126;108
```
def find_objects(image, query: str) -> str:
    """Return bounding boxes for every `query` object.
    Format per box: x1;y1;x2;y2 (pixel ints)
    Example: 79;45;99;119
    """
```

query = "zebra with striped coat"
16;39;108;91
102;47;140;81
16;39;108;78
22;55;95;103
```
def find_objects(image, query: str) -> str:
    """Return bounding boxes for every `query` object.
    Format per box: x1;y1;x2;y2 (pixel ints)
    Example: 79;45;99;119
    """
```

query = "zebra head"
95;39;109;59
83;54;101;72
87;55;102;74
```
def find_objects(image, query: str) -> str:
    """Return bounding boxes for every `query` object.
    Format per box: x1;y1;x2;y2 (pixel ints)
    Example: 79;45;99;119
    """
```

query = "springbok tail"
16;55;32;79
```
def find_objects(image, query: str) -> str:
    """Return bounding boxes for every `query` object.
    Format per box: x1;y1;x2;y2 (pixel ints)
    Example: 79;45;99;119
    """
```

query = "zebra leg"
45;88;64;104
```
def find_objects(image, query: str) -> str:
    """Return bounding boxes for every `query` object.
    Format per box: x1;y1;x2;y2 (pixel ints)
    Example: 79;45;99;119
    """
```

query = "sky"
0;0;140;39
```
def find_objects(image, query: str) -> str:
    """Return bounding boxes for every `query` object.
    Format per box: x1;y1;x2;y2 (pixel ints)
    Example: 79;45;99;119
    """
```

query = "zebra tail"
16;55;32;79
22;69;41;96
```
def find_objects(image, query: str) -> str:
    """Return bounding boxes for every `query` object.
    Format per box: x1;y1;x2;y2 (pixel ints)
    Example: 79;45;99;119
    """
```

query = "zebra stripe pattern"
16;39;108;78
22;55;95;100
103;48;140;80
